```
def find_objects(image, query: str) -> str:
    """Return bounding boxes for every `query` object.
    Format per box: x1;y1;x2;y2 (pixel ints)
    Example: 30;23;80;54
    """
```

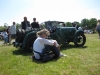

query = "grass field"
0;34;100;75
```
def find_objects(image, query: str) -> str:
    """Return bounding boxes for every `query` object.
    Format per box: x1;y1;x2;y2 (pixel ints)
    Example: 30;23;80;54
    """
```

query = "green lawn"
0;34;100;75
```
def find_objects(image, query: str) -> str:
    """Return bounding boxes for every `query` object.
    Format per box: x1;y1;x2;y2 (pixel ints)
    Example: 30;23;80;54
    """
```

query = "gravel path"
0;40;15;45
0;41;4;44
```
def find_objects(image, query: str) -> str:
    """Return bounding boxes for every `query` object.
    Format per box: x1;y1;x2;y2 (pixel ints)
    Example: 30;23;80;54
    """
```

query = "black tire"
26;35;37;52
16;29;25;43
74;33;86;47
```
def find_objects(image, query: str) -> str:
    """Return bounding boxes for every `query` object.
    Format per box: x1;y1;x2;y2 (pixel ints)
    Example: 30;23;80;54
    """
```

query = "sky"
0;0;100;26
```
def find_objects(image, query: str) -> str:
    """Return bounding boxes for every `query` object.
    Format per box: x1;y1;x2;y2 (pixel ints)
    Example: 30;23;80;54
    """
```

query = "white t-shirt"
33;37;59;59
10;25;16;34
78;27;82;30
2;32;8;38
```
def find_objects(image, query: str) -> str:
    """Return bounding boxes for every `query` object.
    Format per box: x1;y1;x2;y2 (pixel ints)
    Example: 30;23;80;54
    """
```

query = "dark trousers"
97;30;100;36
8;35;9;43
41;45;60;62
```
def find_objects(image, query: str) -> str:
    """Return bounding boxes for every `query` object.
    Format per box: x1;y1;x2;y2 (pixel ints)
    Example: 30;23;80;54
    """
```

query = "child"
2;29;8;45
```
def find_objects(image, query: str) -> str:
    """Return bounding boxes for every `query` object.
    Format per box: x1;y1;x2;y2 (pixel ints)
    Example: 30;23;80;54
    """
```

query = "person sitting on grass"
31;29;61;62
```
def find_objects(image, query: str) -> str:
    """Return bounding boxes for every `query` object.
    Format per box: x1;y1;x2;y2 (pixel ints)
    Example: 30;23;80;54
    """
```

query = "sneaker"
59;53;67;57
29;55;34;59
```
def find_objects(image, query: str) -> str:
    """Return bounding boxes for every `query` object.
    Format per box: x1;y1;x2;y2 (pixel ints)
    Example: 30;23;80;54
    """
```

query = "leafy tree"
4;23;8;28
66;22;72;27
89;18;97;29
74;21;81;26
0;26;5;31
16;23;21;29
81;18;89;29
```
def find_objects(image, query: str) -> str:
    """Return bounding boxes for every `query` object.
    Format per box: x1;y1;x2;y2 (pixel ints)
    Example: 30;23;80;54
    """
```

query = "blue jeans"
41;45;60;61
97;29;100;36
4;37;8;43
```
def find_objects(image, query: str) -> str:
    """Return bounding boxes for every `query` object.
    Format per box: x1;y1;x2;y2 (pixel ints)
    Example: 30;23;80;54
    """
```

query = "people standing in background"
78;26;83;30
21;17;31;30
72;23;82;30
10;22;16;43
31;18;40;29
76;25;82;30
2;29;8;45
72;23;76;27
96;20;100;39
6;26;11;44
62;23;66;27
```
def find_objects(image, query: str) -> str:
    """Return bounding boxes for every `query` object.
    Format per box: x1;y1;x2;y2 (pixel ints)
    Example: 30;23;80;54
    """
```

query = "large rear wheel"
16;29;25;43
26;35;37;52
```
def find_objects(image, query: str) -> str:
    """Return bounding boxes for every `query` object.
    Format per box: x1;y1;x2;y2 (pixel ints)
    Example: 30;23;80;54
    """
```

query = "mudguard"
22;31;37;48
74;30;84;38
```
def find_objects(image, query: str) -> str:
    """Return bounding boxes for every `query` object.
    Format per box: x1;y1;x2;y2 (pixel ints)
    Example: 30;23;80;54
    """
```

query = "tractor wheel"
26;35;37;52
74;33;86;47
16;29;25;43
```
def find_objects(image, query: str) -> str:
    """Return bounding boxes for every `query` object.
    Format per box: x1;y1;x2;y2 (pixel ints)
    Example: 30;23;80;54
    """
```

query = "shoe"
59;53;67;57
29;55;34;59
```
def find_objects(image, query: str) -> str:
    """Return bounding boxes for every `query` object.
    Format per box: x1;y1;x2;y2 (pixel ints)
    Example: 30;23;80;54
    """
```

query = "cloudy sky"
0;0;100;26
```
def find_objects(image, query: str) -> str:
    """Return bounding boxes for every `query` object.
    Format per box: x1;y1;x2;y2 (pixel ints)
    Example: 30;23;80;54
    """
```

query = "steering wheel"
52;26;57;32
47;26;52;33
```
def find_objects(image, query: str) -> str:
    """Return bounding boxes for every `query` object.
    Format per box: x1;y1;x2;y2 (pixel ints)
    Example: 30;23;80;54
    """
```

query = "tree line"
66;18;97;30
0;23;20;31
0;18;98;31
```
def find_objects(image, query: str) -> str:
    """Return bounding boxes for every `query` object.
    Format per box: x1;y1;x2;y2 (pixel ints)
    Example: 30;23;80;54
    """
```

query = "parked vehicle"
0;32;3;40
13;21;86;52
84;29;93;34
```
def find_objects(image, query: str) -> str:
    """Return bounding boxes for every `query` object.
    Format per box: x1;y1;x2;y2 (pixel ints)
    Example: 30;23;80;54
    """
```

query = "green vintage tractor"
13;21;86;52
